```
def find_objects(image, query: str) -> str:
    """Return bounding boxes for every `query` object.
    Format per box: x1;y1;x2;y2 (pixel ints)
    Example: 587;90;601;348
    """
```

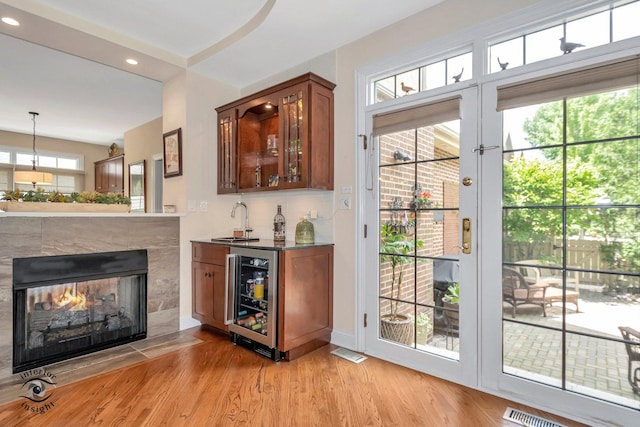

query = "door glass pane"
379;119;460;358
525;25;564;64
502;82;640;409
565;10;610;51
613;1;640;41
489;37;524;74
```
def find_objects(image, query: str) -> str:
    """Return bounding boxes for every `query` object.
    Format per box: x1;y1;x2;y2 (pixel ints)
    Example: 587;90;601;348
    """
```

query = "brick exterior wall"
379;125;459;343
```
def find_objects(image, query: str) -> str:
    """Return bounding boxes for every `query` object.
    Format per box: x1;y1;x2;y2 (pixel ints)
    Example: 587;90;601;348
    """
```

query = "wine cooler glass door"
227;248;278;348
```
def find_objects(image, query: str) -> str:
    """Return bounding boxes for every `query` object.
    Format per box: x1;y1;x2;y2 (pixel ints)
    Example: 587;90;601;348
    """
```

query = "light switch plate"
340;197;351;210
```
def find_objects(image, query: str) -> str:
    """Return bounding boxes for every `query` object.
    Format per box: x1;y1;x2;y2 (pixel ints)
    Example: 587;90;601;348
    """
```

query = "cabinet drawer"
192;243;229;265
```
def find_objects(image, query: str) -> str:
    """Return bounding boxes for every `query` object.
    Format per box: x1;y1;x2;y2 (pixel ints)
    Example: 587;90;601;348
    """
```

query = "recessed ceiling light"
126;58;138;65
2;17;20;26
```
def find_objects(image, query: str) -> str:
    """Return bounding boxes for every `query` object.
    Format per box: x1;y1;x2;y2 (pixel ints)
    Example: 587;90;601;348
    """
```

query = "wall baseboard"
330;329;356;351
180;316;201;331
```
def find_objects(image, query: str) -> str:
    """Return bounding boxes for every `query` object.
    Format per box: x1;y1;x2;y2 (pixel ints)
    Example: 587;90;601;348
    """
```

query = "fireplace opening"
13;250;147;373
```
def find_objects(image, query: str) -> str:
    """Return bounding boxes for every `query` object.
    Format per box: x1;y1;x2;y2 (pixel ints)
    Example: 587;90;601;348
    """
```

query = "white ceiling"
0;0;444;145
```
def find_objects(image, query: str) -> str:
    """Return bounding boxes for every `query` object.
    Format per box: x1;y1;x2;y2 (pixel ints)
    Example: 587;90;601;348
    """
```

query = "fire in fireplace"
13;250;147;373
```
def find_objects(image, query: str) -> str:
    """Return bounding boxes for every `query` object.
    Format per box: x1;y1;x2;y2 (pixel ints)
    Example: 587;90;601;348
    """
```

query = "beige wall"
160;0;543;336
0;129;107;191
123;117;162;211
329;0;541;338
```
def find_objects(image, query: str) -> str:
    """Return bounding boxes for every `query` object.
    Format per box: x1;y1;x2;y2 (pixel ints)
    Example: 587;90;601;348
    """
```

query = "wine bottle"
273;205;285;244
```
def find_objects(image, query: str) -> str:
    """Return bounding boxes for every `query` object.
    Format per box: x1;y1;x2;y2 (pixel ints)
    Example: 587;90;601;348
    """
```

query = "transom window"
489;0;640;74
13;150;82;170
0;146;84;196
373;51;472;103
371;1;640;107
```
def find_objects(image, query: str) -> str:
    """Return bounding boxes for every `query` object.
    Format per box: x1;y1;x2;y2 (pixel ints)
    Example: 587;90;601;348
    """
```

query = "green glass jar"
295;218;315;244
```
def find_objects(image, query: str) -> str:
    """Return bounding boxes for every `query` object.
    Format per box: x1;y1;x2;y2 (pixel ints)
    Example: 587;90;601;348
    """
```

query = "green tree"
503;155;598;261
523;89;639;205
511;87;639;272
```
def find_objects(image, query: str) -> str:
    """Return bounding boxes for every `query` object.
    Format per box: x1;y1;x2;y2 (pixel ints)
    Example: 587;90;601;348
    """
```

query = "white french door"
362;87;479;386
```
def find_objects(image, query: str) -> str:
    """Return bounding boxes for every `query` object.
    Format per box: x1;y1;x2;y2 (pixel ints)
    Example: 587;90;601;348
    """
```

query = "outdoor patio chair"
502;267;547;318
516;260;580;313
619;326;640;394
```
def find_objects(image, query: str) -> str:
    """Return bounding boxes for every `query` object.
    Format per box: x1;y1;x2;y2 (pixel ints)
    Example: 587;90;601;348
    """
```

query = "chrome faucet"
231;201;252;238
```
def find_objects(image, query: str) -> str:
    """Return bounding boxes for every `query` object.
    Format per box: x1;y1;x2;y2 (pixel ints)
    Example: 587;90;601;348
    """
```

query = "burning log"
49;309;90;329
30;310;55;331
28;331;44;349
34;302;52;311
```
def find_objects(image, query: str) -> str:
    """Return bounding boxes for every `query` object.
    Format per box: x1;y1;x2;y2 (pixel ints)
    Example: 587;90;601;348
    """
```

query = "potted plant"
416;312;433;346
379;223;423;345
1;189;131;212
442;282;460;326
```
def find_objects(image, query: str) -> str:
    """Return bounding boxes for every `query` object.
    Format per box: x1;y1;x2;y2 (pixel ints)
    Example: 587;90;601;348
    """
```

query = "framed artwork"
163;128;182;178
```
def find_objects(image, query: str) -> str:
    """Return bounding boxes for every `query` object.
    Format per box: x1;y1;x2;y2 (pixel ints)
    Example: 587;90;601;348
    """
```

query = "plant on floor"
380;223;423;320
442;282;460;305
416;312;433;345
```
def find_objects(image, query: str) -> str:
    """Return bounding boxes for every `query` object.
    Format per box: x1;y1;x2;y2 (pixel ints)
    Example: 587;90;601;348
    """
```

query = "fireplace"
13;250;148;373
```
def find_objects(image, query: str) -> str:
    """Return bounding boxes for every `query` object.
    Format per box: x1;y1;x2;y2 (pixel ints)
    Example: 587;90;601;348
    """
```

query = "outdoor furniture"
502;267;548;318
619;326;640;394
517;260;580;313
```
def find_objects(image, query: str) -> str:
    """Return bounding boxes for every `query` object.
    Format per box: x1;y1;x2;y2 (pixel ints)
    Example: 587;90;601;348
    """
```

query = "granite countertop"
191;237;333;251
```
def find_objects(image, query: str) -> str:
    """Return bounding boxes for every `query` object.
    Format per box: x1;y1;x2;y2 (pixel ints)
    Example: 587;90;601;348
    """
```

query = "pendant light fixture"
14;112;53;188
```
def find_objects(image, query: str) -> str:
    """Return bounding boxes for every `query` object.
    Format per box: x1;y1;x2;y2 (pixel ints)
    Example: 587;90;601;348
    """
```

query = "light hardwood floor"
0;327;586;426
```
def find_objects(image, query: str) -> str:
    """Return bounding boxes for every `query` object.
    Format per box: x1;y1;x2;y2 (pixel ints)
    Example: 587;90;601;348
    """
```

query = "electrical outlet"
199;200;208;212
340;197;351;210
309;209;318;219
341;185;352;194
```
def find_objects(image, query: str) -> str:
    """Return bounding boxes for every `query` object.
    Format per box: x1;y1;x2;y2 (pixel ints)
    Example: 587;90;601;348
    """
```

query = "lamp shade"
14;170;54;186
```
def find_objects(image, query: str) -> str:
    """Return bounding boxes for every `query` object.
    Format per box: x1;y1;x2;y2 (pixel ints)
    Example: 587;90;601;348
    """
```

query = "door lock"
462;177;472;186
462;218;472;254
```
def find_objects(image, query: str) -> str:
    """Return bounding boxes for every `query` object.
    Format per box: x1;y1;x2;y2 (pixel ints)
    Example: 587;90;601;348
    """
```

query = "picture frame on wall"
163;128;182;178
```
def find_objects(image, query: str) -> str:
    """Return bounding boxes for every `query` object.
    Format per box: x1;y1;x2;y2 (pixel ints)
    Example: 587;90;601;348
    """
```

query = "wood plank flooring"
0;327;586;427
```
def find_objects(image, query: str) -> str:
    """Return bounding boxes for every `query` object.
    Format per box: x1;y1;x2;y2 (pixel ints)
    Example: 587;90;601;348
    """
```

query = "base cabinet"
192;243;230;332
278;245;333;359
191;242;333;359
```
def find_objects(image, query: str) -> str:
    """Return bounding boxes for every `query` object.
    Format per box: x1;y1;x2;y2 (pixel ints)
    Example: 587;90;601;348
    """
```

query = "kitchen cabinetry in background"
192;243;230;333
216;73;335;194
94;155;124;194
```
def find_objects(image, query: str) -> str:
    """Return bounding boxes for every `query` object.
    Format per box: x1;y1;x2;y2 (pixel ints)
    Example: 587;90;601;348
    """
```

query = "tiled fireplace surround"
0;216;180;382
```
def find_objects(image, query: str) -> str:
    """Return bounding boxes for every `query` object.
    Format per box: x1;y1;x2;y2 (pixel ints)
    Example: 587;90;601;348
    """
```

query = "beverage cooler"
225;247;280;360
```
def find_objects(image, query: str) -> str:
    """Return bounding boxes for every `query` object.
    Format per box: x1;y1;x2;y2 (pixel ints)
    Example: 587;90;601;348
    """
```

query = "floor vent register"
330;347;367;364
503;407;566;427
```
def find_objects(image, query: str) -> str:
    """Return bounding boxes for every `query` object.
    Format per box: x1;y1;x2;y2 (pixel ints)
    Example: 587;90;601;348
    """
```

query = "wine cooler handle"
224;254;238;325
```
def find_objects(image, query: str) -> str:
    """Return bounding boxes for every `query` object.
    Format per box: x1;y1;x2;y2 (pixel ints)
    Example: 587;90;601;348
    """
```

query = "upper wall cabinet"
216;73;335;194
95;154;124;194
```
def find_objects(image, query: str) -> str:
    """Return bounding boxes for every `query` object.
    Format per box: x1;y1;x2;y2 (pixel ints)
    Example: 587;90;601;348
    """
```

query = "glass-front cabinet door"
215;73;334;194
279;83;308;189
217;108;237;193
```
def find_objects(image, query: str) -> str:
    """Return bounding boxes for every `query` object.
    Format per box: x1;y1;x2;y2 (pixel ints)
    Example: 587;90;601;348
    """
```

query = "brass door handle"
462;218;471;254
